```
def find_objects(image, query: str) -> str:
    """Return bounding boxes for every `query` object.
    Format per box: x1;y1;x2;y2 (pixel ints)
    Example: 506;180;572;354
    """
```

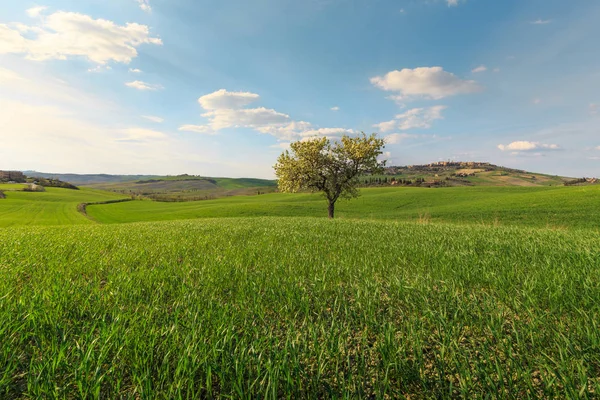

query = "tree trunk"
328;201;335;219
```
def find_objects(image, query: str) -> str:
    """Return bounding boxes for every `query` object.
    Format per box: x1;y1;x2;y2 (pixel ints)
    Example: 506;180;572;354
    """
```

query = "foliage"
274;133;385;218
1;218;599;398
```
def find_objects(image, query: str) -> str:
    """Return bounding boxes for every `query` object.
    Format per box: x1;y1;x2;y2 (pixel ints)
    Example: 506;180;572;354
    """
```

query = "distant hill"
21;173;277;202
23;171;162;185
379;162;575;187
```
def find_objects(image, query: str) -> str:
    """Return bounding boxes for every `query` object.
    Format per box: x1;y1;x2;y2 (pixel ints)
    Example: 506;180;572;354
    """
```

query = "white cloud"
178;124;215;134
533;98;542;104
198;89;260;110
370;66;482;100
331;106;340;111
87;65;112;73
135;0;152;12
182;89;355;142
374;120;397;133
374;106;446;132
384;133;419;144
256;121;313;140
129;68;142;73
125;80;163;90
531;19;552;25
202;107;290;130
590;103;599;115
595;146;600;151
472;65;487;73
447;0;459;7
142;115;164;123
493;68;501;73
397;106;446;130
498;141;560;152
26;6;48;18
0;10;162;65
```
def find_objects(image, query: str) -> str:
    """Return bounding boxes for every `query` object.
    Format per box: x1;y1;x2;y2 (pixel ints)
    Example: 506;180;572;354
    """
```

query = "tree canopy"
274;133;385;218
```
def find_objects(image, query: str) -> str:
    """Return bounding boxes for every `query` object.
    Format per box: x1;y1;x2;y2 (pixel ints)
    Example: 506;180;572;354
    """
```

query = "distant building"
0;171;25;181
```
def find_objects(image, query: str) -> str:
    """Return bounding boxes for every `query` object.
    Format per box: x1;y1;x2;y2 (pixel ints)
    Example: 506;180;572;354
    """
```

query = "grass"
83;176;278;202
2;185;600;397
87;185;600;230
0;183;27;191
0;187;128;227
1;218;599;398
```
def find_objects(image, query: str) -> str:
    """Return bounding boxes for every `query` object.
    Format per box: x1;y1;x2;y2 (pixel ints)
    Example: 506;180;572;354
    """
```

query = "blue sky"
0;0;599;178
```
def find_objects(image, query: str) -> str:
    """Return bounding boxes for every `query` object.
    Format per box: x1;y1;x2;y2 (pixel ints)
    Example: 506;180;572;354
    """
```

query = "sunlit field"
1;186;599;397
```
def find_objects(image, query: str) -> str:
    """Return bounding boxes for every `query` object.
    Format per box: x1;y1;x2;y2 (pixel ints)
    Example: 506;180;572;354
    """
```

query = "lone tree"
274;133;385;219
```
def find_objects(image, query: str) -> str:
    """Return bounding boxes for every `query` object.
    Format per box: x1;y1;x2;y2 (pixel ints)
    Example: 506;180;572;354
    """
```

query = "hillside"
23;172;278;201
381;162;573;187
0;186;129;227
3;183;599;229
87;186;600;229
24;171;277;187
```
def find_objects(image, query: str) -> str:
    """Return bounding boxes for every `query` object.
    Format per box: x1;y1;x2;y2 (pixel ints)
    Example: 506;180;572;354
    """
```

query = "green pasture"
87;185;600;230
0;187;127;227
0;183;27;191
1;218;599;398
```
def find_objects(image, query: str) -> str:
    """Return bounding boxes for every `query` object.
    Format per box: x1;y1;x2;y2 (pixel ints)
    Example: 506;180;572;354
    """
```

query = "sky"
0;0;599;178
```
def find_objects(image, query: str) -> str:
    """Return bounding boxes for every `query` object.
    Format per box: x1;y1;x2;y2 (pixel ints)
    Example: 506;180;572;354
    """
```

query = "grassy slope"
378;167;569;187
88;185;600;230
84;177;276;191
1;218;599;398
0;183;28;190
0;188;128;227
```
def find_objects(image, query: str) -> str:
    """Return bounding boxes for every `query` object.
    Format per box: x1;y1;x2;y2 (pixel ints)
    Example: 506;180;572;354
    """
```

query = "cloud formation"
198;89;260;110
125;80;163;90
26;6;48;18
472;65;487;73
181;89;353;141
371;67;481;100
374;106;447;133
497;141;560;152
135;0;152;12
0;10;162;65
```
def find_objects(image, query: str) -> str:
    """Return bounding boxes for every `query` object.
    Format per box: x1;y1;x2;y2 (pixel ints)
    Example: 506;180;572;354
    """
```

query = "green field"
0;188;127;227
1;185;600;398
2;218;600;398
87;186;600;230
0;183;28;191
